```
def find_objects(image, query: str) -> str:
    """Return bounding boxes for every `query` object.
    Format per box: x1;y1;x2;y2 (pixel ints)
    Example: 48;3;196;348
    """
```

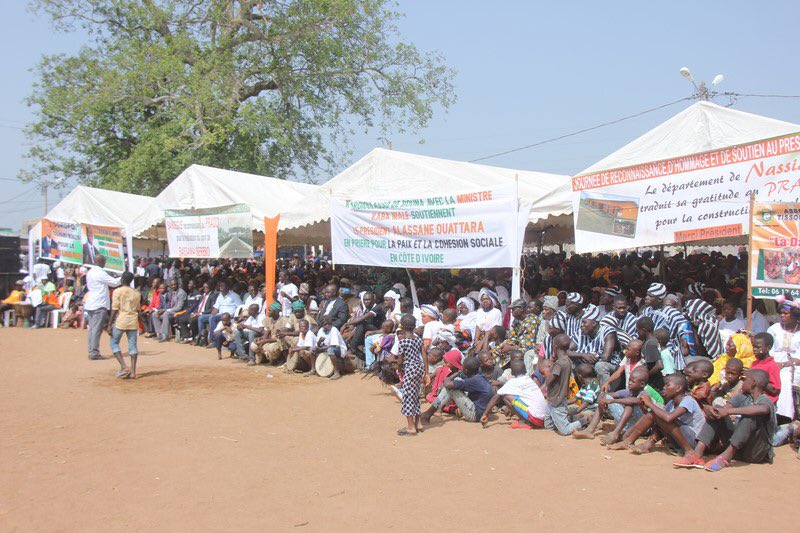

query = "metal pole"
746;194;756;331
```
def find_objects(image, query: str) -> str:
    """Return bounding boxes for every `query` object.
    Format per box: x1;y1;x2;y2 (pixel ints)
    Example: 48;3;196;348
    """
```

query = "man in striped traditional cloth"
598;294;639;386
639;282;689;370
569;304;616;371
558;292;584;344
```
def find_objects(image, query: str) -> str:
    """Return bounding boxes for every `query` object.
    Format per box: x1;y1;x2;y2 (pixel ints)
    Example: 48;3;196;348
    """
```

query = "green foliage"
22;0;456;193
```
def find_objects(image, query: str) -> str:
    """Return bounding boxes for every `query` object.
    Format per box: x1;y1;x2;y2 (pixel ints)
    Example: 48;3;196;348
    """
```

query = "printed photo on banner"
576;191;639;238
572;132;800;253
40;219;83;265
165;204;253;259
82;224;125;271
330;186;530;269
750;201;800;298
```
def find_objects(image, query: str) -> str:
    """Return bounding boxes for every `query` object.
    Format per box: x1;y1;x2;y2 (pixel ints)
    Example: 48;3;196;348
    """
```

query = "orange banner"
673;224;742;243
263;215;280;306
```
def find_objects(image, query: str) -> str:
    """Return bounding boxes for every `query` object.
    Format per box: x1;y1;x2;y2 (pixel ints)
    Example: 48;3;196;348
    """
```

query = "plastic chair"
2;308;14;327
48;292;73;328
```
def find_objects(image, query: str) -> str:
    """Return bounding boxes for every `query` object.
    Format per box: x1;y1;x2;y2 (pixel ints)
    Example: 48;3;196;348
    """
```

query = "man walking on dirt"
84;255;120;360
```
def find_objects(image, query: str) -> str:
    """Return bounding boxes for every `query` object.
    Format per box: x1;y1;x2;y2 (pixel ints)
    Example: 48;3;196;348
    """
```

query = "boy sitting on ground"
674;368;777;471
684;358;715;407
601;339;644;393
710;358;745;407
608;373;707;456
421;356;494;425
573;366;651;443
480;359;548;429
568;364;600;427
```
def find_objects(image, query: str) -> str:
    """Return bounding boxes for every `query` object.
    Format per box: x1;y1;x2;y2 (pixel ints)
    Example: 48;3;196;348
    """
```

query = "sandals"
396;428;417;436
704;456;731;472
673;455;704;469
115;370;130;378
509;421;532;430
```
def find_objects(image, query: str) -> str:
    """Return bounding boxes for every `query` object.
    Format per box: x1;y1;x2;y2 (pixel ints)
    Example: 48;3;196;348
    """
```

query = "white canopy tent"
29;185;160;273
33;185;157;236
278;147;573;246
132;164;318;235
573;101;800;252
580;101;800;176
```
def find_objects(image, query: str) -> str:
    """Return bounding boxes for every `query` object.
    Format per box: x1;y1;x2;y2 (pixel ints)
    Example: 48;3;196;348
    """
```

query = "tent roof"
133;164;318;233
34;185;157;236
577;101;800;176
279;148;572;234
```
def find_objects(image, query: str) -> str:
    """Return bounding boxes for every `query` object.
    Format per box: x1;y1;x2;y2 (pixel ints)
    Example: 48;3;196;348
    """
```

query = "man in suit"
175;279;202;343
194;281;220;346
151;278;187;342
82;226;101;265
317;283;349;330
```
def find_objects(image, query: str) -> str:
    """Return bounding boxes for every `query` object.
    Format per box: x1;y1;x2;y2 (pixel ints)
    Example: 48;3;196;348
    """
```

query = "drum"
315;352;335;378
286;351;310;373
13;302;33;319
342;353;359;374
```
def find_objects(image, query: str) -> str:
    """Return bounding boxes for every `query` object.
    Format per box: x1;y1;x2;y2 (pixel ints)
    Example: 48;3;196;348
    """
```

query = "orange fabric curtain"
263;215;280;305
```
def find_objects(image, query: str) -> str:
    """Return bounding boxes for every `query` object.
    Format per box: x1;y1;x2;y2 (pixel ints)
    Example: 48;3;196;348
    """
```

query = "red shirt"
750;356;781;403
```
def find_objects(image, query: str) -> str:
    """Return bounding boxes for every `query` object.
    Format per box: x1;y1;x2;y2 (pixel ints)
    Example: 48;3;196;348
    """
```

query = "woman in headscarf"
474;288;502;345
298;282;318;319
455;296;478;341
767;297;800;421
710;332;755;386
683;298;723;359
383;290;402;323
426;348;463;404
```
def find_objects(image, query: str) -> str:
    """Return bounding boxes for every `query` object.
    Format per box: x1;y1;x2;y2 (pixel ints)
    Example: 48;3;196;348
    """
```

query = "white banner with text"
331;187;530;269
572;132;800;253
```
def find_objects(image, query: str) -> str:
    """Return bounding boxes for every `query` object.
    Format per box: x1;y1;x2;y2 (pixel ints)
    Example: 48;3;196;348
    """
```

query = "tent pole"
125;226;134;274
511;174;521;301
746;194;756;331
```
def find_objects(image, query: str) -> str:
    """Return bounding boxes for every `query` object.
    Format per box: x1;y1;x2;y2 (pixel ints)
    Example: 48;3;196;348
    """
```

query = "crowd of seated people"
3;249;798;467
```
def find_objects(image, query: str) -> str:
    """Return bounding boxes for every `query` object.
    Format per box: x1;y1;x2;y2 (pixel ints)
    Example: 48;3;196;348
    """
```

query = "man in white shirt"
277;270;298;317
233;303;265;364
307;318;347;380
84;255;121;360
33;259;51;285
207;281;242;347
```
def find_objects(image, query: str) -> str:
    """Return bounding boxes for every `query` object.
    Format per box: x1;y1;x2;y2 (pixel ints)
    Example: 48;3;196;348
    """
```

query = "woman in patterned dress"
397;314;428;436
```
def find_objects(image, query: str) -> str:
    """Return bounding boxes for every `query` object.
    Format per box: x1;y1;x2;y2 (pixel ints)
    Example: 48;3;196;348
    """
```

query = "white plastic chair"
48;292;72;328
2;308;14;327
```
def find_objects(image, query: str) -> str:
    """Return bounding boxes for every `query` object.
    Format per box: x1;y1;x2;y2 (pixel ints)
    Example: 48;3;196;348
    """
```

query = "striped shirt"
561;310;583;344
575;325;614;358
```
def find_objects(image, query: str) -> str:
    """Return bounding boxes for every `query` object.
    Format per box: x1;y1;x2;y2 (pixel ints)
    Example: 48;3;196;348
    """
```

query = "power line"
0;187;37;206
469;97;693;163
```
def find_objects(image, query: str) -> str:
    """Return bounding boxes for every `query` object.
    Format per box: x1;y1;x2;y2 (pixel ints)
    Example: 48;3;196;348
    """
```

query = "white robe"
767;323;800;419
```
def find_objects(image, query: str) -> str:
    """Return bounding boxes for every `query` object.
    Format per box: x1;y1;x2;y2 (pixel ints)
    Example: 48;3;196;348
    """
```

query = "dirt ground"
1;328;798;532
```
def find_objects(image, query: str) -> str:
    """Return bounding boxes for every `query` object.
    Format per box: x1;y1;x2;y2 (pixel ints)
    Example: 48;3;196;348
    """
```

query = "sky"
1;0;799;232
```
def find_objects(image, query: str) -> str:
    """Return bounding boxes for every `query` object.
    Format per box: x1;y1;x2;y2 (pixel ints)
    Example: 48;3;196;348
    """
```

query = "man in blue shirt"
420;356;493;425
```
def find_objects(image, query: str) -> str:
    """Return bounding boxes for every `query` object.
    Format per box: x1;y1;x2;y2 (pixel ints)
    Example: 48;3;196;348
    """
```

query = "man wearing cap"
233;303;265;365
569;304;616;369
252;301;295;364
559;292;584;344
639;282;688;363
0;280;27;324
273;300;320;365
598;286;621;320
